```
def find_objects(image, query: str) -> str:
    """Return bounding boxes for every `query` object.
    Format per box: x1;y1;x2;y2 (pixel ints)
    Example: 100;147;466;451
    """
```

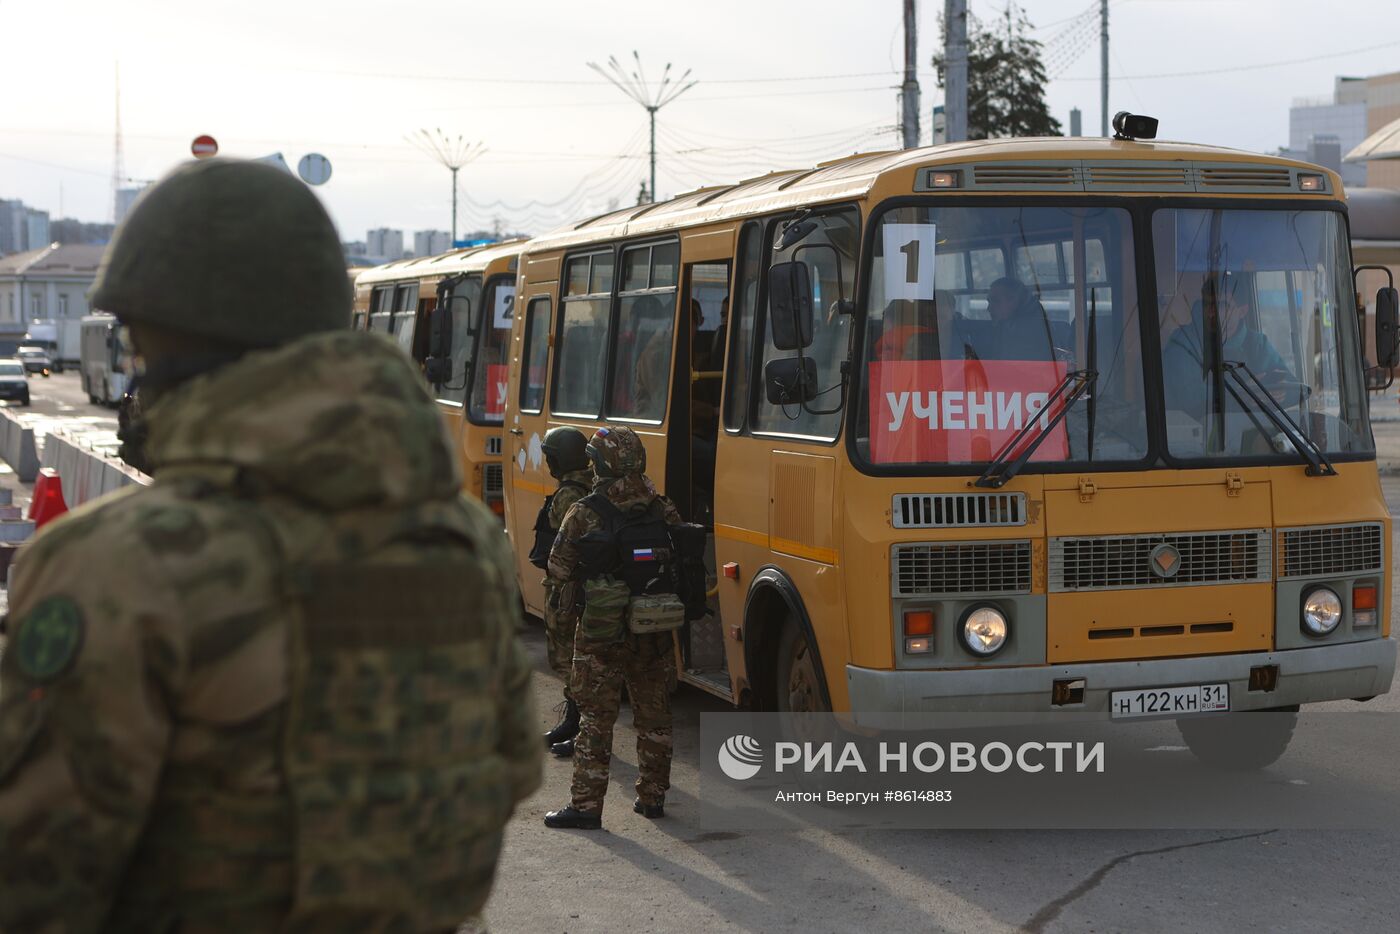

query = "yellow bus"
354;240;524;513
502;124;1396;759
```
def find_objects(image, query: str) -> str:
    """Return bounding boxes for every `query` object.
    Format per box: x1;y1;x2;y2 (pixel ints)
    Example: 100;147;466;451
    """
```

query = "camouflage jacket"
542;468;592;605
549;469;594;530
547;474;683;587
0;331;541;933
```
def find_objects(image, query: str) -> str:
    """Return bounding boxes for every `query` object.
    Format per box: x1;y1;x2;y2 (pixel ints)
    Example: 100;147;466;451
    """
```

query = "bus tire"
1177;705;1299;771
775;619;829;714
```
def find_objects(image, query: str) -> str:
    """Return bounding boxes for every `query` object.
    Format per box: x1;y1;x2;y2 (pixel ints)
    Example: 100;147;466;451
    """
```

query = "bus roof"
523;137;1343;255
354;238;527;288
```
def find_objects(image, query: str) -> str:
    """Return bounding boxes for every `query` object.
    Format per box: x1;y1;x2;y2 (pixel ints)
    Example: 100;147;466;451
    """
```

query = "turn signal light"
1298;174;1324;191
928;170;960;189
903;609;934;637
905;637;932;654
1354;584;1378;628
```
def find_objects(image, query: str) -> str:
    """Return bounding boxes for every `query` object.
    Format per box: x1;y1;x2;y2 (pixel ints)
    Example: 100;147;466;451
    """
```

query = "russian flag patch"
632;548;657;561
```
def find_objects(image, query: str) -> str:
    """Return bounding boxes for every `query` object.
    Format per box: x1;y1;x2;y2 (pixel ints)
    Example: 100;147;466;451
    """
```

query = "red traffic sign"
191;135;219;158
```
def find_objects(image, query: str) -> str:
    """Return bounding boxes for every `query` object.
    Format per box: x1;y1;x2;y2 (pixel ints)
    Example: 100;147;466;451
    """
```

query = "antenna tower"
113;61;125;224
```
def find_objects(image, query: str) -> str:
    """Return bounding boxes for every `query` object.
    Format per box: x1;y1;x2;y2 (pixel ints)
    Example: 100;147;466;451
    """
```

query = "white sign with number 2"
881;223;938;301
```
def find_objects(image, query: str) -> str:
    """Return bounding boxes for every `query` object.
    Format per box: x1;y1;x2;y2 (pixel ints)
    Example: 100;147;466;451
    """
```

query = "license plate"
1110;683;1229;719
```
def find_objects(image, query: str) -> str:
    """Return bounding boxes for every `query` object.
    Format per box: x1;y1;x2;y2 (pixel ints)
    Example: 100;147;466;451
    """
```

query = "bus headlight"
960;605;1009;657
1301;587;1342;636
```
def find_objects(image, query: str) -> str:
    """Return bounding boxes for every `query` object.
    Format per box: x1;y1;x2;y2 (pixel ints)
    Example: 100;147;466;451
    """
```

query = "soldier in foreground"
543;426;685;830
0;158;541;932
529;426;593;756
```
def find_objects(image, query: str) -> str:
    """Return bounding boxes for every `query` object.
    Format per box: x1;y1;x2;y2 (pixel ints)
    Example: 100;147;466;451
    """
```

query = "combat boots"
633;797;665;819
544;806;602;830
550;738;574;758
543;698;579;748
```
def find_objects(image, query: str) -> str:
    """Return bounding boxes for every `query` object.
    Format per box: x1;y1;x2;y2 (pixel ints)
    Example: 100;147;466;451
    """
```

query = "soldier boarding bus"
354;240;524;513
500;115;1396;767
79;312;128;405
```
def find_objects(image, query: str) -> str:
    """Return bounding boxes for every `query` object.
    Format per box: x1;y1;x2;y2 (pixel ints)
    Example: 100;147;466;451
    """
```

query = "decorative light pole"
587;52;696;203
407;129;485;244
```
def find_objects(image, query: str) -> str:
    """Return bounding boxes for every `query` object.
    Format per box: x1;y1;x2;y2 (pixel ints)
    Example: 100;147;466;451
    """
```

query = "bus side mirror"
764;356;817;405
1377;286;1399;369
768;262;814;351
428;304;453;358
423;306;455;384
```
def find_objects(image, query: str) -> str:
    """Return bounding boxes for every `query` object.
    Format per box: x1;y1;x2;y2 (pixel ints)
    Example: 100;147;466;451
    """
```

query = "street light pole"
589;52;697;204
407;129;485;244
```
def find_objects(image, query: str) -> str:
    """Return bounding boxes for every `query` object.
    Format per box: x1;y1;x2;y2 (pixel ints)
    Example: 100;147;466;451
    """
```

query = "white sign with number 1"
881;223;938;301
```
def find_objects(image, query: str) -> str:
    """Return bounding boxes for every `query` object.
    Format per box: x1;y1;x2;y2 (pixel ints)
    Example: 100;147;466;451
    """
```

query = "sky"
2;0;1399;243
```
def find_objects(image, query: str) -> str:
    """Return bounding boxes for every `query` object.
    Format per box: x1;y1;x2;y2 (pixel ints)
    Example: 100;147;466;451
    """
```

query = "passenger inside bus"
873;299;936;360
962;277;1057;361
1161;278;1294;417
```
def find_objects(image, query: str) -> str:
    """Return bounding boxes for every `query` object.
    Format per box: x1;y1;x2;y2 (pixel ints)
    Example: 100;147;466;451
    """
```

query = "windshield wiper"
1221;360;1336;477
976;369;1097;489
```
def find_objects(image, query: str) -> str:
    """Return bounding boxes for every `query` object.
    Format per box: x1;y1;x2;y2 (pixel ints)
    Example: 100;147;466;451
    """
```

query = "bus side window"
554;251;615;417
753;208;859;439
520;296;551;414
724;222;763;432
609;242;678;422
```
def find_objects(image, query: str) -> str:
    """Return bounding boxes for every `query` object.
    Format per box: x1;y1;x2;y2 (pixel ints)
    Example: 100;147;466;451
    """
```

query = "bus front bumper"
845;638;1396;726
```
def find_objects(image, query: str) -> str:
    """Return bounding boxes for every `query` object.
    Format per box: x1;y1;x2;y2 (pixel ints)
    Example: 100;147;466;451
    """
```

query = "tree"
933;3;1062;140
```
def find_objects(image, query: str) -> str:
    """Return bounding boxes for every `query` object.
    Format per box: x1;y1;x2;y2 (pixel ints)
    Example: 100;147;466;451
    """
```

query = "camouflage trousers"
542;580;577;701
570;632;675;813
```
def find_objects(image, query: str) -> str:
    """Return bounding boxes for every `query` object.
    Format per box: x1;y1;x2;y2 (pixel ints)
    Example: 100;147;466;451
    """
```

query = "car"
0;359;31;406
16;345;52;377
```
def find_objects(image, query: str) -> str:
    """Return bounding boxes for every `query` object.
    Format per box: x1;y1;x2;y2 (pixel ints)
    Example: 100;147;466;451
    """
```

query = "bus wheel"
775;621;828;714
1177;705;1299;770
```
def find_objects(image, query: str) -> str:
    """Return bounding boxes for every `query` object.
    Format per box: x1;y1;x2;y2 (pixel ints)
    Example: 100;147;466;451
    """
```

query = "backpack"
527;480;589;569
575;493;685;636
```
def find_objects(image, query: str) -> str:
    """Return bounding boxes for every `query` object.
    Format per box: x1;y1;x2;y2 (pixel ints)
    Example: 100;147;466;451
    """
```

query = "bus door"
507;286;558;615
668;230;737;697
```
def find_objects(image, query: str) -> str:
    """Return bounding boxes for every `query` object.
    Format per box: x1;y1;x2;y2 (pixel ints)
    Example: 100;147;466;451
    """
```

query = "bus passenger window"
520;297;550;414
723;223;762;432
609;242;678;422
436;275;482;405
554;251;614;417
753;208;860;439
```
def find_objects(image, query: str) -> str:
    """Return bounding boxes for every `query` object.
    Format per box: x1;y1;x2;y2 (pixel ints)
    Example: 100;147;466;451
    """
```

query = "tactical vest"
106;498;515;932
578;493;678;597
529;479;589;569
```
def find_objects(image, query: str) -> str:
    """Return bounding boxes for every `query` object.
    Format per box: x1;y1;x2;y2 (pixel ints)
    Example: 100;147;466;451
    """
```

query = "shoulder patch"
14;596;86;682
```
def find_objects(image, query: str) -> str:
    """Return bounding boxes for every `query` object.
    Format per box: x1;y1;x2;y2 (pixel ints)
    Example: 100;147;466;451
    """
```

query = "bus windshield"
468;278;516;424
1155;208;1371;460
858;204;1148;467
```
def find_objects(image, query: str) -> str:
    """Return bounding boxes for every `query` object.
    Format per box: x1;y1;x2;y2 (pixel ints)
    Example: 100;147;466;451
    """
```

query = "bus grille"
892;493;1026;529
483;463;503;498
1049;530;1270;592
1277;524;1384;580
892;541;1032;597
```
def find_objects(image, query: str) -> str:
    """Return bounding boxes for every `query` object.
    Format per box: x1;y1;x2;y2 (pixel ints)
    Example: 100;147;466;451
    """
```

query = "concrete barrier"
0;409;40;483
38;427;150;508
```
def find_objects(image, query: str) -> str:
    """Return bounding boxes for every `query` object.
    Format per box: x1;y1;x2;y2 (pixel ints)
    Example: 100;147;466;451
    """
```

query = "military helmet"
90;158;351;348
542;425;590;478
586;426;646;479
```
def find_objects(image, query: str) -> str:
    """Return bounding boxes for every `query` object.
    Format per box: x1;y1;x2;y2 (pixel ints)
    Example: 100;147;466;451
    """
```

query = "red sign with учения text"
868;360;1069;464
